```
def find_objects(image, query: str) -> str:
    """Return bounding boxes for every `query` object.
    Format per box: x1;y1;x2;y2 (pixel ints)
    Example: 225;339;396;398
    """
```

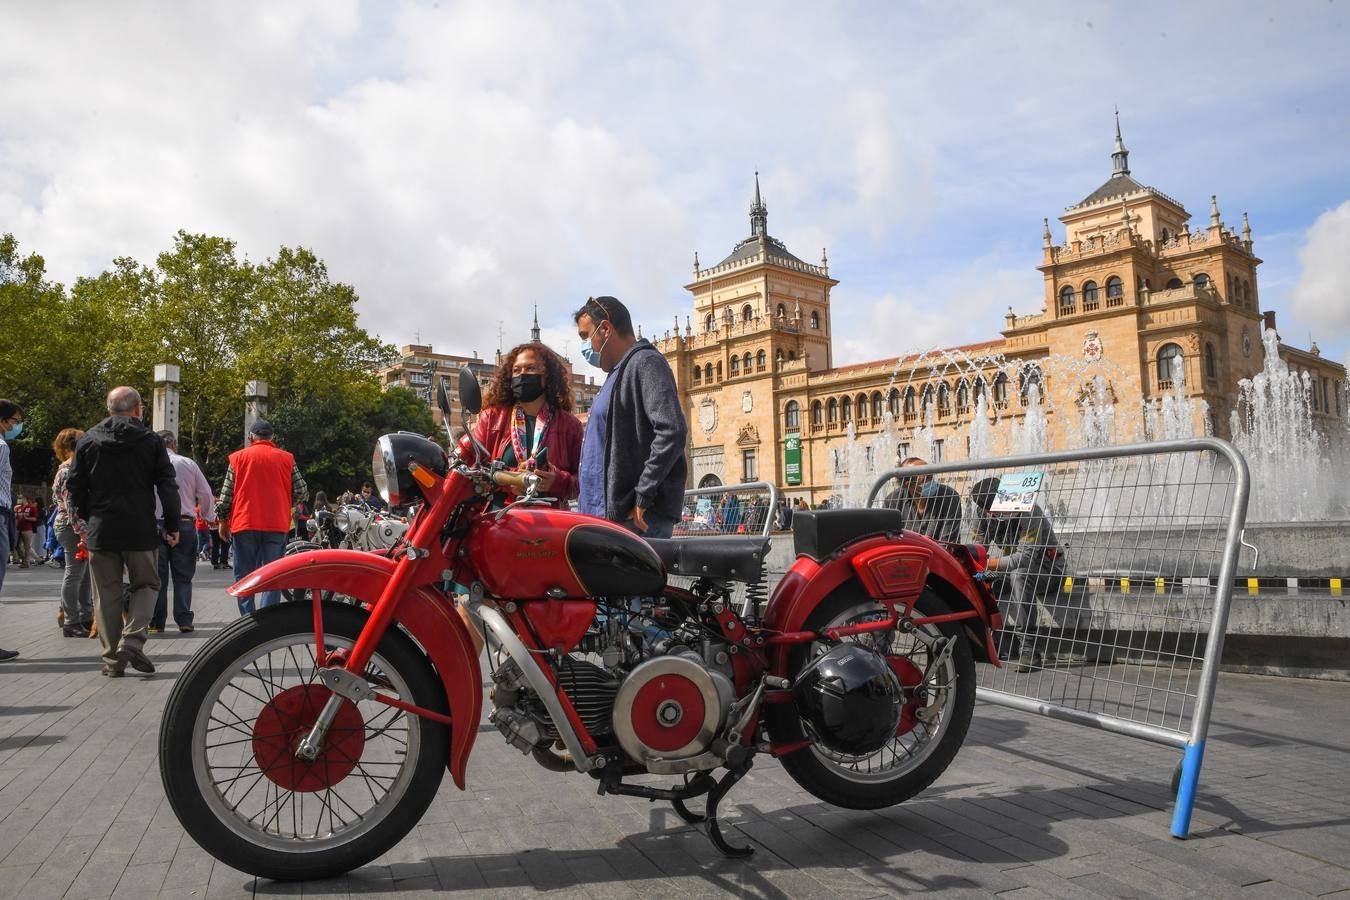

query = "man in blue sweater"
573;296;688;538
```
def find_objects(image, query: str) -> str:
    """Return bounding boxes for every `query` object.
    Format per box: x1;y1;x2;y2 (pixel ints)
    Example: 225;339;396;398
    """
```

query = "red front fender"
230;550;482;790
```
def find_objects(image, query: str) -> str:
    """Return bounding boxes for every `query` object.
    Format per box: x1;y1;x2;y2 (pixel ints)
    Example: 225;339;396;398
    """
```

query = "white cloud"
1288;200;1350;336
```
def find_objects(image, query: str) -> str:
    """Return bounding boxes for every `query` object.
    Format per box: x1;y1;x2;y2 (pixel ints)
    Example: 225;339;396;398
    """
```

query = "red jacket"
472;404;583;504
226;440;296;533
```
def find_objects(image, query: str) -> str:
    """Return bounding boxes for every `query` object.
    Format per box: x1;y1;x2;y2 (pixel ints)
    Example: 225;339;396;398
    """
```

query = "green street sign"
784;433;802;485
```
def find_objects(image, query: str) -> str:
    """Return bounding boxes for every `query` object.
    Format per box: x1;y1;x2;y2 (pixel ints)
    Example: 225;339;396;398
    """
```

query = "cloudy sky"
3;1;1348;370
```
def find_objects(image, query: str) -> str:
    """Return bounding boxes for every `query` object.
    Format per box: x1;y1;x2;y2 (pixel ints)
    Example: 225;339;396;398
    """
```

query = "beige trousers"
89;549;160;666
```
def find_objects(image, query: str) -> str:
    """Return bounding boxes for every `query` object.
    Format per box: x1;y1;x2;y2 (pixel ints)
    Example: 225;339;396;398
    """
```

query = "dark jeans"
153;524;198;628
210;531;230;566
232;530;287;615
0;507;11;593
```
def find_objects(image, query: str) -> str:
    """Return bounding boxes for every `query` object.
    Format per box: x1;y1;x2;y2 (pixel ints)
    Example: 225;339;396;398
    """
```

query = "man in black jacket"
882;456;963;543
573;296;688;538
68;387;181;677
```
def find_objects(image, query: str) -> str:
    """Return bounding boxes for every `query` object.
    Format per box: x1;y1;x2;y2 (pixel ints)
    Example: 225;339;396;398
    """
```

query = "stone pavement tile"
1066;870;1174;900
1237;882;1317;899
1196;838;1350;895
109;861;170;900
1000;864;1105;899
1087;856;1199;900
1259;826;1350;864
129;827;184;867
0;864;39;900
1135;837;1272;887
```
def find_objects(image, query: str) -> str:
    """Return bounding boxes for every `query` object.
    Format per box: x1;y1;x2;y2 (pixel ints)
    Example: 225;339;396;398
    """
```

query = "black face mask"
511;374;545;403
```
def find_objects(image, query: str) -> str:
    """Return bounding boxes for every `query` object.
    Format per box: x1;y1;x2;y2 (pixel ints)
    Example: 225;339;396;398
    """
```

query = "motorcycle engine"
611;647;735;773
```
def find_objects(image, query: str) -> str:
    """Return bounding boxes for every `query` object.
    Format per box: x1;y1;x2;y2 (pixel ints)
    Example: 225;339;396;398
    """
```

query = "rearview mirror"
458;367;482;415
436;376;452;419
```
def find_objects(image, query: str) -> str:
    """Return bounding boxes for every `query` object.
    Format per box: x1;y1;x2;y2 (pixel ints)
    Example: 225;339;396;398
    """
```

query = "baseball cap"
249;419;275;439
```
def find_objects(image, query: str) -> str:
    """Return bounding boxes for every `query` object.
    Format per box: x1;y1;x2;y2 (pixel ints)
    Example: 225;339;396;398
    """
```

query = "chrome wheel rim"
189;633;422;852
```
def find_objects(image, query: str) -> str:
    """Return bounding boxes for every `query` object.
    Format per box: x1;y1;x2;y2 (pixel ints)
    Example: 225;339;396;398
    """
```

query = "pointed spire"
1241;211;1252;244
693;250;700;275
1210;194;1221;228
821;247;829;274
1042;217;1052;247
1111;107;1130;177
530;304;540;343
1119;198;1132;230
749;170;768;237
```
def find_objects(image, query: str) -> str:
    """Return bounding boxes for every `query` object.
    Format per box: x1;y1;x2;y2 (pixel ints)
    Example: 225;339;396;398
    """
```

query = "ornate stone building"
655;124;1346;503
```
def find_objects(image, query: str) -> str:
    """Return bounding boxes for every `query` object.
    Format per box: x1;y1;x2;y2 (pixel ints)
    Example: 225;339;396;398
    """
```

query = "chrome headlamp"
372;433;449;507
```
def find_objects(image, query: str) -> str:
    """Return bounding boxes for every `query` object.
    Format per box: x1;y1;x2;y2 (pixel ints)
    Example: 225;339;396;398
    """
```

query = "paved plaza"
1;565;1348;899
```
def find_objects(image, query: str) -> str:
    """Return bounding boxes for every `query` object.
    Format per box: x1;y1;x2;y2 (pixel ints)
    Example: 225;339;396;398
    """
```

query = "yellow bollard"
1155;577;1166;595
1247;578;1259;596
1332;578;1343;597
1120;577;1131;594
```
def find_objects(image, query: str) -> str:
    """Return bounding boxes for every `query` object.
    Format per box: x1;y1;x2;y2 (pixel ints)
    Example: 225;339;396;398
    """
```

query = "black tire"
766;582;975;810
159;602;449;881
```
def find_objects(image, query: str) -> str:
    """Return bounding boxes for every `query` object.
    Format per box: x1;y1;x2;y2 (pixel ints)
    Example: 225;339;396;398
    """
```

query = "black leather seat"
792;509;904;562
645;536;769;583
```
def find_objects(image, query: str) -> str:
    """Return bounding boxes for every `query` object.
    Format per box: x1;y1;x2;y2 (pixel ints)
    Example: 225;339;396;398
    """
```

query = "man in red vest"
216;419;308;614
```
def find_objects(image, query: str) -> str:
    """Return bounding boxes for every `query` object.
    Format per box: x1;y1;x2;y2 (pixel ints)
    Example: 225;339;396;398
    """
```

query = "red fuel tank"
465;507;666;600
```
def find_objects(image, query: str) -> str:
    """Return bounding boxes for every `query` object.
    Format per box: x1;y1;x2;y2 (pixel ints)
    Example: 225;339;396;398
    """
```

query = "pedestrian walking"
0;398;25;662
150;431;216;634
13;494;37;567
68;387;181;677
210;495;231;569
216;419;307;614
51;427;93;637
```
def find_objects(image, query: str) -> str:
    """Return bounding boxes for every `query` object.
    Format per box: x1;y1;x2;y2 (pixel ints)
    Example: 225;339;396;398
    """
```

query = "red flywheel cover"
630;675;707;753
251;684;366;792
888;656;925;737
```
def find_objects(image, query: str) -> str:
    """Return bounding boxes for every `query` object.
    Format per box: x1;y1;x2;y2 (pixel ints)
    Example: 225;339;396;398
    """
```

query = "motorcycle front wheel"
159;602;449;881
766;583;975;810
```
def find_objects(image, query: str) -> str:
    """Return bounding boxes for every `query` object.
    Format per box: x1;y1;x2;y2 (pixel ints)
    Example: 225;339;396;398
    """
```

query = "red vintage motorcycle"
159;370;1002;881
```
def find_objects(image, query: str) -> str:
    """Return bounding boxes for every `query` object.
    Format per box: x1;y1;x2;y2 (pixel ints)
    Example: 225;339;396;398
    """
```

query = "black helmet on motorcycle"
793;642;903;756
970;476;1001;513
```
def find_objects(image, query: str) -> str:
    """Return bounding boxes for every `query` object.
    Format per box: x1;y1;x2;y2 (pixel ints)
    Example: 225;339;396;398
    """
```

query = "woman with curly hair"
471;341;583;506
51;426;94;636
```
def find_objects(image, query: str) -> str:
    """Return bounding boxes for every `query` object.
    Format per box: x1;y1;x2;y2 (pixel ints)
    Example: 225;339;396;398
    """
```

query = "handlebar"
490;469;539;491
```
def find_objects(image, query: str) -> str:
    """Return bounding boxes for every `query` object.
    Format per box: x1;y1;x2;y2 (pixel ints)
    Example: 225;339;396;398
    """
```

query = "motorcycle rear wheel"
766;583;975;809
159;602;449;881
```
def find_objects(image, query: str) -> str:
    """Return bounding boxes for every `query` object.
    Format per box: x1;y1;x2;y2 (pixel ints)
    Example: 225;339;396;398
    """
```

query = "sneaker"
178;624;195;633
0;649;19;662
117;646;156;674
1015;650;1042;673
101;663;125;677
62;625;89;638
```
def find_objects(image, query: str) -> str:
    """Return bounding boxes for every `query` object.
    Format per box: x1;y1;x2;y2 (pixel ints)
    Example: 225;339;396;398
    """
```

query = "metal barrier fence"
674;480;780;538
865;438;1250;838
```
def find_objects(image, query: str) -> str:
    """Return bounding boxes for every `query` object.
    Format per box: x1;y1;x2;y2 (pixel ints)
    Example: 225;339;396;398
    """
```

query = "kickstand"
703;761;754;858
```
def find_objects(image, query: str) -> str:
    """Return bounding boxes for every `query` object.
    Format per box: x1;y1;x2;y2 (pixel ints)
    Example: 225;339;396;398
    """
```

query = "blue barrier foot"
1170;741;1206;838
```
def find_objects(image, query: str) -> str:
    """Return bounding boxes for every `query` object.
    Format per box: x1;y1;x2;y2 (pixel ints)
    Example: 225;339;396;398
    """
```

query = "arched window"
856;393;868;420
811;400;823;426
827;398;838;423
784;400;801;429
1194;272;1210;289
920;383;934;413
810;310;820;329
888;388;900;417
1157;343;1184;388
1019;364;1043;404
1082;281;1099;308
974;375;987;403
705;313;715;333
1204;342;1217;379
730;355;740;374
776;303;786;319
841;396;852;423
692;364;701;383
1165;277;1184;290
756;349;766;371
956;380;970;412
1059;285;1076;313
871;392;883;420
1106;275;1123;299
937;382;951;415
742;352;752;372
742;304;753;324
903;386;917;418
775;348;784;366
1243;280;1253;306
788;350;797;360
1161;227;1171;243
993;372;1010;407
704;363;713;382
716;361;722;381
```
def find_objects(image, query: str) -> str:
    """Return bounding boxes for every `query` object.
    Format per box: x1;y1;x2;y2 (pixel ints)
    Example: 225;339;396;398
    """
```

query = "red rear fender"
229;550;482;789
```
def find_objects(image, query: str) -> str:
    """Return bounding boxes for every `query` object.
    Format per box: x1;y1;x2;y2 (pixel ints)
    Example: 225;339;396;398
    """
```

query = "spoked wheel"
159;602;448;881
278;542;338;605
766;584;975;809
